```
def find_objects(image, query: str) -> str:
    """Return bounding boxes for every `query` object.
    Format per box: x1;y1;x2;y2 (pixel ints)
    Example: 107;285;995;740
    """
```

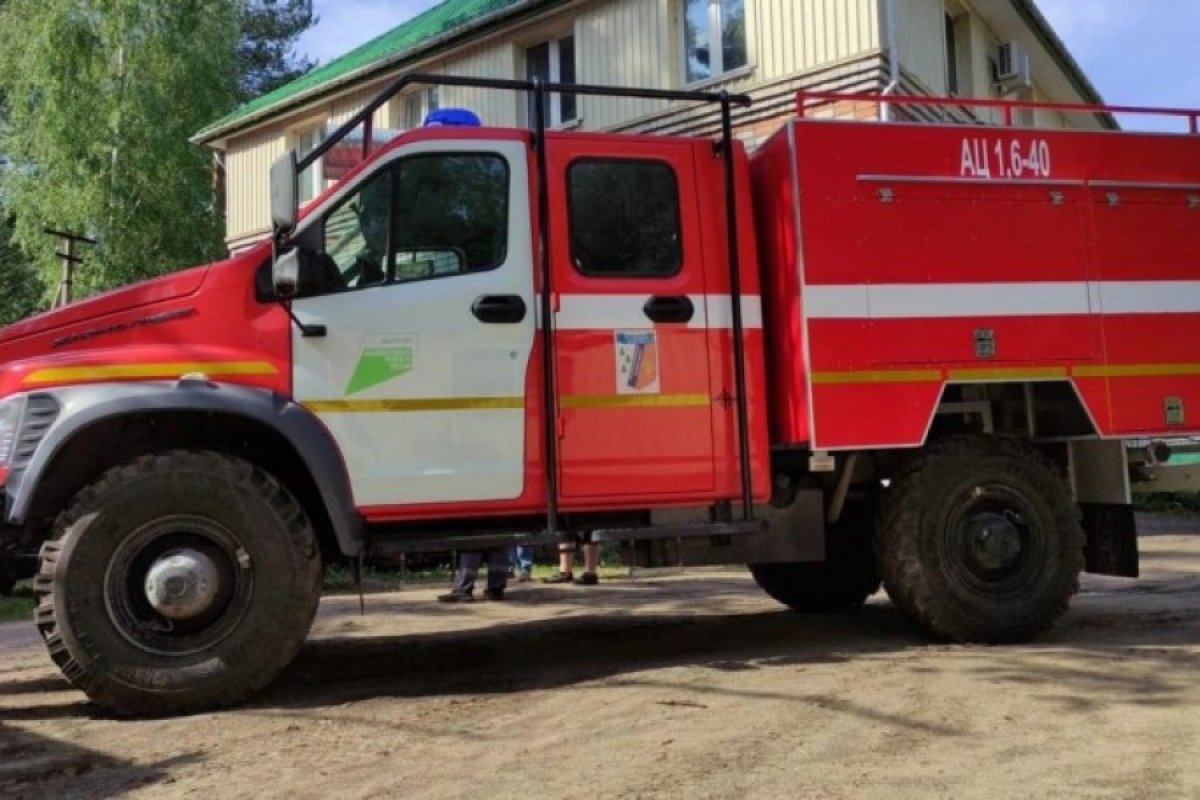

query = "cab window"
393;153;510;280
322;170;393;288
567;158;682;277
294;152;510;297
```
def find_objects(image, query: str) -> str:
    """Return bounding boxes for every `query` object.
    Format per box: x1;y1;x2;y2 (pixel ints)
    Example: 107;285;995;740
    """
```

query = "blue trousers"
452;549;509;594
510;545;534;573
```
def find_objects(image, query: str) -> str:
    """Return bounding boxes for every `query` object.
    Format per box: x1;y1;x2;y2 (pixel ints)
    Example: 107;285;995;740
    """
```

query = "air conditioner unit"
996;41;1032;88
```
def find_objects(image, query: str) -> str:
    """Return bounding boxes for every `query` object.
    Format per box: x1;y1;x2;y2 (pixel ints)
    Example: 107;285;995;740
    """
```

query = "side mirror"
273;248;300;299
270;150;299;235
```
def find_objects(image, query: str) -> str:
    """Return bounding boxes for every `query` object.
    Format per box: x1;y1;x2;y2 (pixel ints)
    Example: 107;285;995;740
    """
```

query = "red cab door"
547;135;716;505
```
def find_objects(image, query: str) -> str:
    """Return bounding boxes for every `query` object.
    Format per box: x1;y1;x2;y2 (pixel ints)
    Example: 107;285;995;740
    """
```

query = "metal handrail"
796;90;1200;133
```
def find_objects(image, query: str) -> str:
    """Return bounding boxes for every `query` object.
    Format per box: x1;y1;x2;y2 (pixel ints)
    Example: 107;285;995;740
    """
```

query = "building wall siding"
897;0;948;94
752;0;879;80
577;0;880;131
225;127;286;246
444;43;522;125
575;0;674;130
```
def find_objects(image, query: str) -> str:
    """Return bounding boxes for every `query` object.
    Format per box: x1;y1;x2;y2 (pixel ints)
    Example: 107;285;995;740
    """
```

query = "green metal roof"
196;0;527;142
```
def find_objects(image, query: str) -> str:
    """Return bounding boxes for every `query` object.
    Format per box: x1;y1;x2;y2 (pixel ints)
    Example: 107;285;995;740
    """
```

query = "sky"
298;0;1200;131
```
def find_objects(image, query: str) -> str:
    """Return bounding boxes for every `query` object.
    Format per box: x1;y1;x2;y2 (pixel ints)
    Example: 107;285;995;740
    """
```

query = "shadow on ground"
3;565;1198;731
0;723;201;800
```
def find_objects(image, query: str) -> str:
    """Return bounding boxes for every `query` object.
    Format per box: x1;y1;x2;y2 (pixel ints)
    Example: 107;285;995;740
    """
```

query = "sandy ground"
1;517;1199;800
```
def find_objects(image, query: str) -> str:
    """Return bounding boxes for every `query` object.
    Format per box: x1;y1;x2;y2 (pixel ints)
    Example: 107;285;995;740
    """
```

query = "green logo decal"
345;336;415;395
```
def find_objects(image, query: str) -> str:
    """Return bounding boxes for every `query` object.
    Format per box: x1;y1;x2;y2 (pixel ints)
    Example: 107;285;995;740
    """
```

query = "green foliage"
238;0;316;102
0;211;46;326
0;585;34;624
0;0;241;297
1133;492;1200;514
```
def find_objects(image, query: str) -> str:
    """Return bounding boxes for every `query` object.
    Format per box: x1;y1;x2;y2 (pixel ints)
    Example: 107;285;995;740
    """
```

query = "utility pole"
43;228;97;308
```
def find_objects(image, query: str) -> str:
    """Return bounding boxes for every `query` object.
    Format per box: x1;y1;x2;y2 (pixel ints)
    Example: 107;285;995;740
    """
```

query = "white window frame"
291;121;327;204
401;87;441;129
525;35;578;128
682;0;750;87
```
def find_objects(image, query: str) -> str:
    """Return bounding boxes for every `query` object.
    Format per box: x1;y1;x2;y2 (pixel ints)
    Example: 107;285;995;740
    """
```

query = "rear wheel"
34;451;322;716
878;436;1084;643
750;500;881;613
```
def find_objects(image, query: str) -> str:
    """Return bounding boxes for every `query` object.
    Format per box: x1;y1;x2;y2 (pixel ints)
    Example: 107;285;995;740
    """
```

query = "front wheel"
34;451;323;716
878;436;1084;643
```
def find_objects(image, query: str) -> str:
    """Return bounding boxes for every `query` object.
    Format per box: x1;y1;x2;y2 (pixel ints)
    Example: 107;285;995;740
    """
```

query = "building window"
403;87;441;129
526;35;577;127
684;0;748;85
293;123;326;204
945;14;960;95
567;159;682;277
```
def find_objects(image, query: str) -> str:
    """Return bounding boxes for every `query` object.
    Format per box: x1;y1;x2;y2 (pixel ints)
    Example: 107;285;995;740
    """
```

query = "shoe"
438;591;475;603
574;572;599;586
483;589;505;601
542;571;574;584
517;570;533;583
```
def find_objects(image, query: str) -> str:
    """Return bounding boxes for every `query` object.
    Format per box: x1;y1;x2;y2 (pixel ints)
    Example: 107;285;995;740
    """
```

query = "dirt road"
2;520;1199;800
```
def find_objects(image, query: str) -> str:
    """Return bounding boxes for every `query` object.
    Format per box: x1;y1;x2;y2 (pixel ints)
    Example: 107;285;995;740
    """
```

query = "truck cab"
277;123;767;520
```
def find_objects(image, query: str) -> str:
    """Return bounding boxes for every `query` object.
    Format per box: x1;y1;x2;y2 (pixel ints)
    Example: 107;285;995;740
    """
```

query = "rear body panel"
752;118;1200;450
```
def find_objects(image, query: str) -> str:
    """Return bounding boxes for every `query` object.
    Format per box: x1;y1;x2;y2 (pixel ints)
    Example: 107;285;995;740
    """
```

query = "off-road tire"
878;436;1084;643
750;501;882;613
34;451;323;716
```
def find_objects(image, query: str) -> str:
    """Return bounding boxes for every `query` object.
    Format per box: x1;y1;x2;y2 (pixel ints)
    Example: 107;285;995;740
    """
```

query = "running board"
591;520;766;543
368;520;766;555
370;531;553;555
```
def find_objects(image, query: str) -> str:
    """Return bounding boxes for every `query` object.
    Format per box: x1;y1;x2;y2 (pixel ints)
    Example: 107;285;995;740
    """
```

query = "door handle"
471;294;527;324
643;295;694;324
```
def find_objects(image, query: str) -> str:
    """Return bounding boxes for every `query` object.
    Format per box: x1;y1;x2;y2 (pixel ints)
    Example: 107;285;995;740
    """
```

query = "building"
193;0;1114;252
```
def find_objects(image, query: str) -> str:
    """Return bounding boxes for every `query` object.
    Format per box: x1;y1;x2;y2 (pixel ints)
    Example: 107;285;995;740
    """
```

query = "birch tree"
0;0;242;296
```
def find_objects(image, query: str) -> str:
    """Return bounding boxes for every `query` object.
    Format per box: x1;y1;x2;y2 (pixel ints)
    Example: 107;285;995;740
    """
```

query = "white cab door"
290;139;534;507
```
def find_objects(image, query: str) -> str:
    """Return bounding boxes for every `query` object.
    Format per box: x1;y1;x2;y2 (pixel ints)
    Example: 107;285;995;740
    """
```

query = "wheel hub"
963;511;1025;575
144;549;221;621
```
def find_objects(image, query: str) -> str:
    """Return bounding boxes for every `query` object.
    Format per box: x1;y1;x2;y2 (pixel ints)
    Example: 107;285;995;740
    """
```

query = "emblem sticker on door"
615;331;660;395
345;335;416;395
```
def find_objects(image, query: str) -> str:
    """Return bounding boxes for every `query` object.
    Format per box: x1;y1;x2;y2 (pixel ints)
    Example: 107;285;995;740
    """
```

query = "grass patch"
0;583;35;624
324;560;630;594
1133;492;1200;514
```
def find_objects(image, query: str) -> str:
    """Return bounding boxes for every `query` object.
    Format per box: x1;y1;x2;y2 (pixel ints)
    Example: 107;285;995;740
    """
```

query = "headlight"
0;397;24;470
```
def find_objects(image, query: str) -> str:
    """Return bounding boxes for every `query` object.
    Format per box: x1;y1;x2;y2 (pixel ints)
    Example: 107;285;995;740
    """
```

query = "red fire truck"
1;75;1197;715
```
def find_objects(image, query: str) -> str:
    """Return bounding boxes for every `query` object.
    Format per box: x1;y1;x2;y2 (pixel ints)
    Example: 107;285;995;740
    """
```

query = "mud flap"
1080;503;1139;578
629;490;826;568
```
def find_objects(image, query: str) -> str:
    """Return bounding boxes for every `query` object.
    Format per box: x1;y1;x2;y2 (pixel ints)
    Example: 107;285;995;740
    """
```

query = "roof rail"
796;90;1199;134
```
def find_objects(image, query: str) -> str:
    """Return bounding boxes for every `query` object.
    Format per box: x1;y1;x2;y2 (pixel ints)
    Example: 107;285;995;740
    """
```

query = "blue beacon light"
423;108;483;127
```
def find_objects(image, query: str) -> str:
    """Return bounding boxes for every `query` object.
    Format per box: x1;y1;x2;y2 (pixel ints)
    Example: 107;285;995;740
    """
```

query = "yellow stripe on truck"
304;397;525;413
24;361;279;384
811;369;943;385
812;362;1200;386
1072;363;1200;378
304;394;712;413
559;393;711;409
947;367;1070;381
